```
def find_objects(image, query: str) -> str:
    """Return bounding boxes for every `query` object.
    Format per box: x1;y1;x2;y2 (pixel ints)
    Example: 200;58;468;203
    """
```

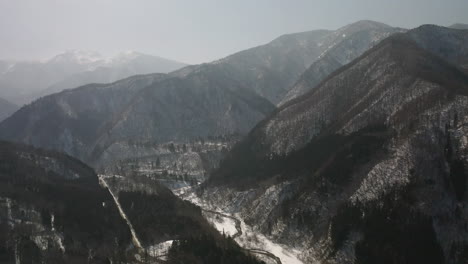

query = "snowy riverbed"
175;187;305;264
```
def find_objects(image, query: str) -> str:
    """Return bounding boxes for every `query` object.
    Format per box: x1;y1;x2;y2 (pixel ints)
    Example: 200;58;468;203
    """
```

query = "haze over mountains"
280;20;405;104
0;50;186;105
450;23;468;30
0;21;403;172
0;97;18;122
1;18;468;264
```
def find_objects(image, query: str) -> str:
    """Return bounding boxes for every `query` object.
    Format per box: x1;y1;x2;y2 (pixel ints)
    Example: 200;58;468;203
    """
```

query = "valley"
176;184;305;264
0;9;468;263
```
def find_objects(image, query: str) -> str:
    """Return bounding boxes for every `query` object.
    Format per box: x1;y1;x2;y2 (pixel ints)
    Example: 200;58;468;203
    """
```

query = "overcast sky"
0;0;467;64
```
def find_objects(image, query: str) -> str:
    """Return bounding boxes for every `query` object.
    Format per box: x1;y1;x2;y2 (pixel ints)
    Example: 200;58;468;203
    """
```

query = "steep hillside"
0;97;18;122
0;141;263;263
213;20;401;105
282;24;468;106
406;25;468;69
0;73;166;162
202;27;468;264
0;64;275;188
209;29;331;104
0;141;134;263
241;27;468;158
0;21;402;191
280;20;404;104
99;174;263;264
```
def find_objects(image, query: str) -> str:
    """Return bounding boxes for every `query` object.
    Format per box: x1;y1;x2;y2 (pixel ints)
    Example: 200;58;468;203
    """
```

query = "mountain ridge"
280;22;405;104
449;23;468;30
0;21;400;182
200;25;468;264
0;50;186;105
209;29;468;186
0;97;18;122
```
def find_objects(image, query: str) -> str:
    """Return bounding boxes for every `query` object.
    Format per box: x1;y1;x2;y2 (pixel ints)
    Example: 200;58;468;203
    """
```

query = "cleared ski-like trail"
98;175;143;250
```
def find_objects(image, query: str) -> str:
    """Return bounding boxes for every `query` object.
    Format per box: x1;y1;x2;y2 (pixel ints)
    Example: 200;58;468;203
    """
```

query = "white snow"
173;185;193;196
99;176;143;250
15;242;20;264
106;50;142;65
1;63;15;75
51;213;55;231
178;190;304;264
55;234;66;253
204;212;238;237
6;198;13;227
146;240;174;257
32;236;49;251
236;216;304;264
48;50;104;65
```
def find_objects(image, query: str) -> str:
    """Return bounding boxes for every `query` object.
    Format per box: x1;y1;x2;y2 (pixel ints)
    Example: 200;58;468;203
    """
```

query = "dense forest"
208;125;390;190
0;141;133;263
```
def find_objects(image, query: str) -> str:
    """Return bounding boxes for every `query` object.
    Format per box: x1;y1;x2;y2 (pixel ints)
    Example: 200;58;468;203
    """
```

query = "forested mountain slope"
202;26;468;264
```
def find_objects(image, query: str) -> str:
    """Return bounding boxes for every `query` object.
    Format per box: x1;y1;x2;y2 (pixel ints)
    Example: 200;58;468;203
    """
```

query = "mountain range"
0;21;404;184
280;20;404;104
0;20;468;264
203;25;468;264
0;50;186;105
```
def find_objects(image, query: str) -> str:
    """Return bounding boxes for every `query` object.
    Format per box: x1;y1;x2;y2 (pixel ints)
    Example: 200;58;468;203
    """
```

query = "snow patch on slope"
146;240;174;258
177;187;305;264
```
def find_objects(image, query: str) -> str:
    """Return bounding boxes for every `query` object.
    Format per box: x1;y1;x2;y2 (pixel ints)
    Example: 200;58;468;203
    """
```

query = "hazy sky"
1;0;467;64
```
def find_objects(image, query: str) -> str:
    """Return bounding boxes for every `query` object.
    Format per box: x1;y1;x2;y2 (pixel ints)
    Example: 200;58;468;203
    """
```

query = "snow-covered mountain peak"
335;20;392;36
106;50;145;64
115;50;143;58
48;50;105;65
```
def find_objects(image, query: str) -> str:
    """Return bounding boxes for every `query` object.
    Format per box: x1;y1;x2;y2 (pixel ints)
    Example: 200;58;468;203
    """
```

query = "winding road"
100;177;284;264
202;209;282;264
247;248;282;264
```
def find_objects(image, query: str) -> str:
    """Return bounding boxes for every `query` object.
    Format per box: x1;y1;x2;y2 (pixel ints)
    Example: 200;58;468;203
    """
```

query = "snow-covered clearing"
146;240;174;258
204;211;238;237
237;217;304;264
